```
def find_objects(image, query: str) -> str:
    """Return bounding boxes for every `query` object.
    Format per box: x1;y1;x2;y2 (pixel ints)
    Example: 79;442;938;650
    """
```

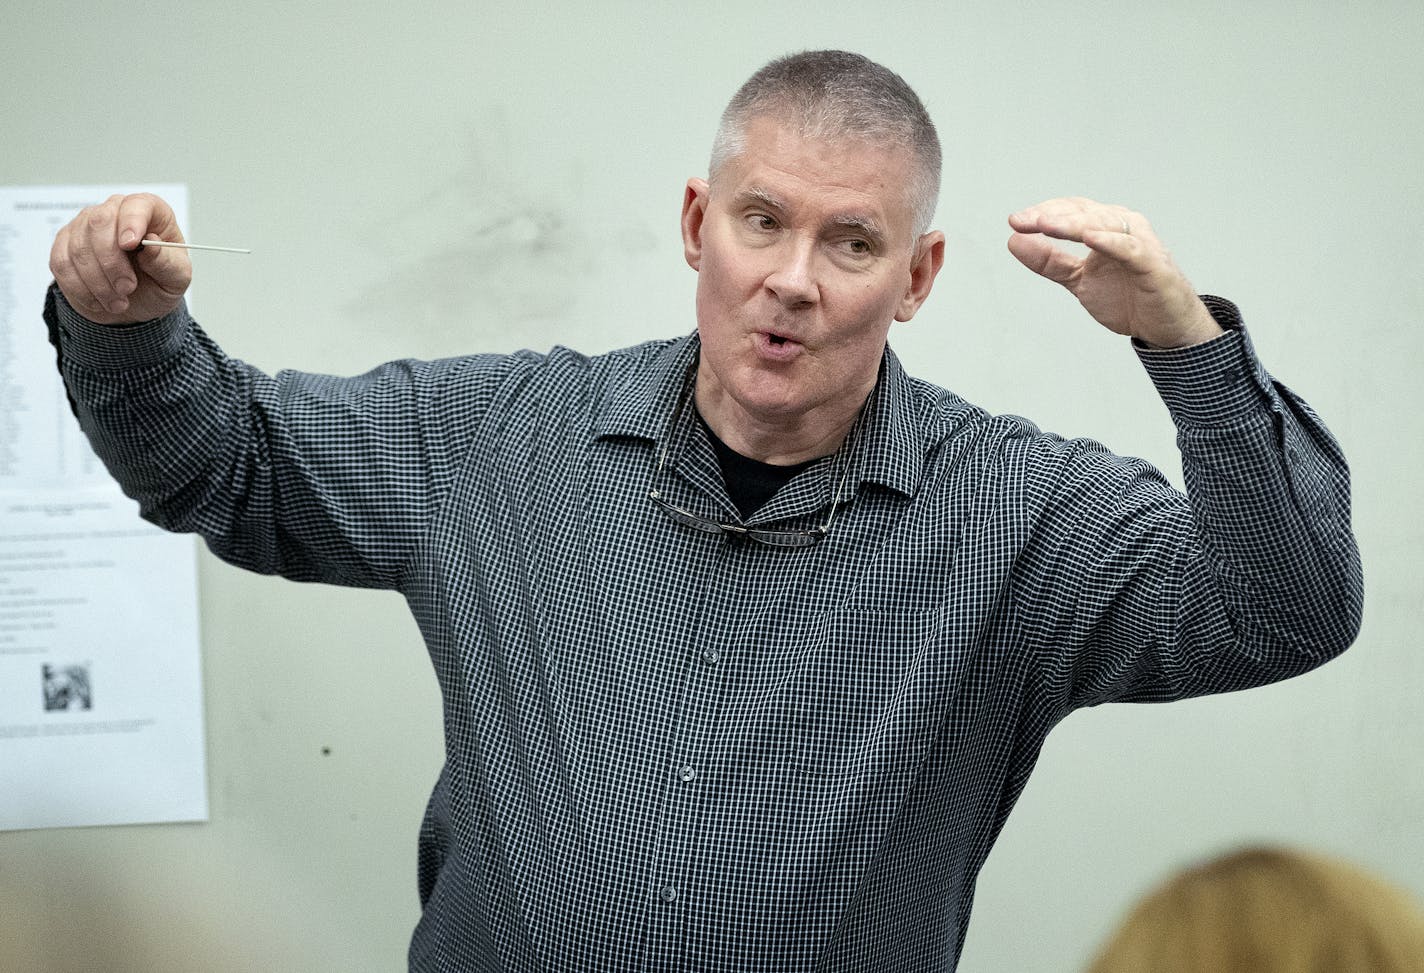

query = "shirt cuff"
1133;295;1275;428
46;283;191;372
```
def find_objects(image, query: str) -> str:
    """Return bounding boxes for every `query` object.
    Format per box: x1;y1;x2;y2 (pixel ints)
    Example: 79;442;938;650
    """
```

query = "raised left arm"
1001;197;1362;705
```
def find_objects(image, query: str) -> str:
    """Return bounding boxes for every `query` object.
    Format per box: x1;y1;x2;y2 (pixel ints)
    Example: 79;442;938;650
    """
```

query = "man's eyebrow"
732;187;786;211
827;214;886;243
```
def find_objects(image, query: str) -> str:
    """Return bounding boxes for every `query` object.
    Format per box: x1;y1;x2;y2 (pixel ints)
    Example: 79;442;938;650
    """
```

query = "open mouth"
755;330;803;360
762;329;801;346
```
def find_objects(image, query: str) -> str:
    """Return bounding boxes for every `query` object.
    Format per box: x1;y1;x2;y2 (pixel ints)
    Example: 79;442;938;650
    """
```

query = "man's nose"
764;240;819;308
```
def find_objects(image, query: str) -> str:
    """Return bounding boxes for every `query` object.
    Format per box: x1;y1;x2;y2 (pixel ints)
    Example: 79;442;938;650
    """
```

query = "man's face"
681;114;943;448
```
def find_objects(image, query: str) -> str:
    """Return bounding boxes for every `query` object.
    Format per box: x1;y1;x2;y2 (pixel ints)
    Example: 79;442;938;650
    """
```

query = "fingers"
1007;196;1162;287
49;193;189;324
1006;231;1080;285
87;196;136;312
1077;223;1144;266
49;227;108;319
117;193;182;250
51;206;117;320
52;195;134;317
1009;197;1150;245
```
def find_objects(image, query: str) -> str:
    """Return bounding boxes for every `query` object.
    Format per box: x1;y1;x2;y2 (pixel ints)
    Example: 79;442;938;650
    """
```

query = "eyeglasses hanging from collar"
646;366;869;549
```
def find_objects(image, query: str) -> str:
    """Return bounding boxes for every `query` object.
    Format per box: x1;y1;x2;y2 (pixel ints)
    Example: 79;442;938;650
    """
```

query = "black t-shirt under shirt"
697;411;821;519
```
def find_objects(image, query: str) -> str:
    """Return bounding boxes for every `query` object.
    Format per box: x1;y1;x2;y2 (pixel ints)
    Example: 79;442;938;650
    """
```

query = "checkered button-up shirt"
48;289;1361;972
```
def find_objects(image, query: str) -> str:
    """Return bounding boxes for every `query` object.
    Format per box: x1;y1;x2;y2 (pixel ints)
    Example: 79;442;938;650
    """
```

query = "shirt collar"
592;333;699;444
850;347;928;499
592;333;936;499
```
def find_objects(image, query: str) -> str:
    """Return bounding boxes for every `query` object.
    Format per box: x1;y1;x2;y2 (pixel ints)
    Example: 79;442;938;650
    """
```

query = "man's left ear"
895;231;946;322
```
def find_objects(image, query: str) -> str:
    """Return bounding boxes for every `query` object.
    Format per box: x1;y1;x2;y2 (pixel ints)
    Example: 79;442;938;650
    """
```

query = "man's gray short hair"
709;50;941;239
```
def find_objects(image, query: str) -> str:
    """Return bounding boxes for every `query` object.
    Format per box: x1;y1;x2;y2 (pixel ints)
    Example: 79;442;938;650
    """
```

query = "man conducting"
45;50;1360;972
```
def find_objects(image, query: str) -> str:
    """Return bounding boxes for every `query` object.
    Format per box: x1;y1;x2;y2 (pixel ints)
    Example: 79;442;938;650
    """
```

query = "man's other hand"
1007;197;1222;349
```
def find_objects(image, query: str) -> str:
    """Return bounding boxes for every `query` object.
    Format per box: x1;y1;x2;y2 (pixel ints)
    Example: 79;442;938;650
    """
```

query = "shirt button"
701;648;721;665
679;765;698;782
659;885;679;902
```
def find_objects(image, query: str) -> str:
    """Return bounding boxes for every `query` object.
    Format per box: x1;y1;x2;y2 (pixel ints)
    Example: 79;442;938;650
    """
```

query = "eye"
844;238;871;254
747;213;778;231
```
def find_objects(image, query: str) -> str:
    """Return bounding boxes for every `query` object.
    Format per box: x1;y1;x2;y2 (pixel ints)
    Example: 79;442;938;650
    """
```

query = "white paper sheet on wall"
0;184;208;830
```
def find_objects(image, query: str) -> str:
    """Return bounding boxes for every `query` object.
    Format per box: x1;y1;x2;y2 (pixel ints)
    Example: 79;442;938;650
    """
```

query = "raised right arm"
47;195;514;592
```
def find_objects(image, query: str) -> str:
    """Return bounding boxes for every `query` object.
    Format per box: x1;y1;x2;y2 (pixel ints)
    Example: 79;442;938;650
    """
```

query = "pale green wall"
2;2;1420;970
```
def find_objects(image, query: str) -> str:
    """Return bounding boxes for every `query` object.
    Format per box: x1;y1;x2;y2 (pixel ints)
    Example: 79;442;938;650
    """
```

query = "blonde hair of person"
1085;846;1424;973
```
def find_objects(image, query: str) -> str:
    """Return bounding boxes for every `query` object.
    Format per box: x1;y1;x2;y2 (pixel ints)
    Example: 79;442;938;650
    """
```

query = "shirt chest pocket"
794;609;943;778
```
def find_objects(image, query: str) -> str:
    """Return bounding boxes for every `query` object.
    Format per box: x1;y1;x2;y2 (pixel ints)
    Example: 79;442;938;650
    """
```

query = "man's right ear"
681;178;710;271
